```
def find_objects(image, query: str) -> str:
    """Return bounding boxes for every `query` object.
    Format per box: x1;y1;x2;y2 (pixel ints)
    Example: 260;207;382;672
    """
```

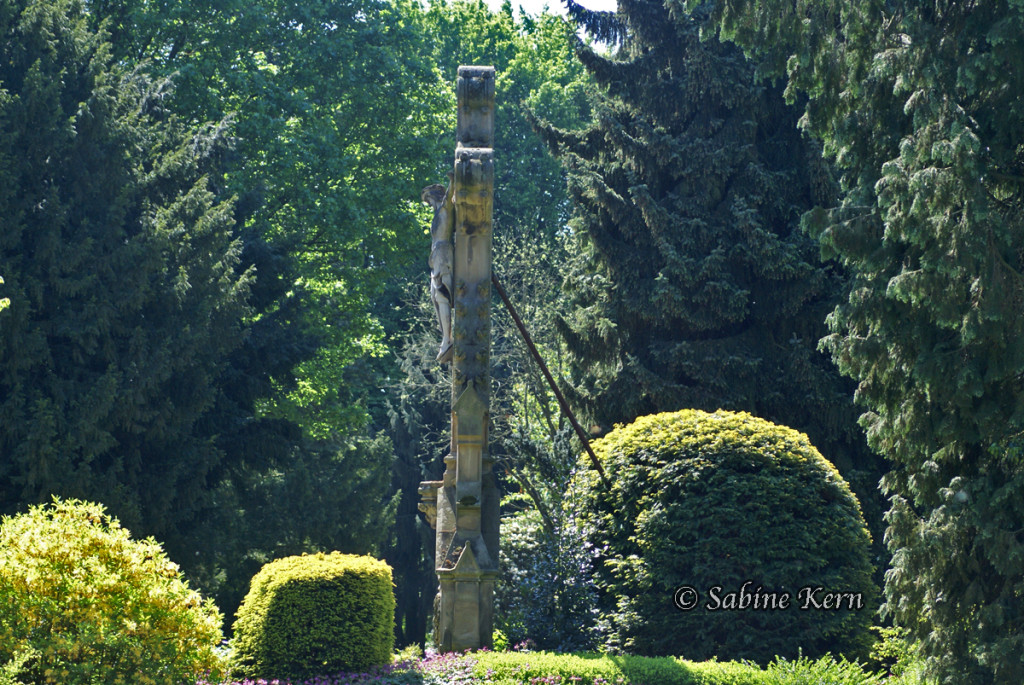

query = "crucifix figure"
422;177;455;364
418;65;499;653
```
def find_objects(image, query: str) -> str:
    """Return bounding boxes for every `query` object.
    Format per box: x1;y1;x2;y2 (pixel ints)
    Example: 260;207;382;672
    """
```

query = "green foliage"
493;629;510;652
472;650;765;684
0;498;225;685
537;0;885;564
758;654;882;685
0;0;252;567
437;650;888;684
395;643;425;664
385;2;595;648
881;433;1024;682
5;0;426;627
692;0;1024;681
866;626;927;683
572;410;876;663
211;432;400;627
421;0;593;250
0;649;34;685
88;0;452;441
231;552;396;681
205;651;900;685
495;505;598;651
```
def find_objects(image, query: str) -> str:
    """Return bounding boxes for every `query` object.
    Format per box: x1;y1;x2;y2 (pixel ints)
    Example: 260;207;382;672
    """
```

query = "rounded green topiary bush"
572;409;876;663
0;498;225;685
231;551;395;681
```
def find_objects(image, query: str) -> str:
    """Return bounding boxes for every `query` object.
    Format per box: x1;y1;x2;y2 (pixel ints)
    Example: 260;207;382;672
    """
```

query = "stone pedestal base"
420;477;497;651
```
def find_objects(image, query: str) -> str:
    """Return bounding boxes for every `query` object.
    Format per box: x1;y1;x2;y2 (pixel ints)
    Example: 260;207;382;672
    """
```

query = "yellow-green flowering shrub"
0;498;225;685
0;648;35;685
231;552;395;681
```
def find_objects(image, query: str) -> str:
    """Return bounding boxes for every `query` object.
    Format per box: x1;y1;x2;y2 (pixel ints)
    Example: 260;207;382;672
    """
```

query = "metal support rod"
491;272;611;487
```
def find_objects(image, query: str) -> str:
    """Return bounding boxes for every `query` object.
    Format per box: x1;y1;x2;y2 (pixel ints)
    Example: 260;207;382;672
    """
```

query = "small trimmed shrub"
231;551;395;681
0;498;225;685
572;410;877;663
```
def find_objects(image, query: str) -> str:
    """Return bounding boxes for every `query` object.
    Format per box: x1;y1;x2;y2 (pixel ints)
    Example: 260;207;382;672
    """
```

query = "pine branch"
561;0;625;46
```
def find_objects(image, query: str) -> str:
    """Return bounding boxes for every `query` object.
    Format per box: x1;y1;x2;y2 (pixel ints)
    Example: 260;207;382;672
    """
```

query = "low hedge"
470;651;885;685
472;651;763;685
209;649;891;685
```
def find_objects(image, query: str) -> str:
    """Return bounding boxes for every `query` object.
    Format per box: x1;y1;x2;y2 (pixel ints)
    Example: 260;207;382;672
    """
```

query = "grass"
202;647;926;685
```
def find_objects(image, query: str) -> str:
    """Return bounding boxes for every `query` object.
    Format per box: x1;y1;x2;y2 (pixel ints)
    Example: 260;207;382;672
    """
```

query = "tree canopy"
535;0;880;519
0;0;430;623
691;0;1024;680
88;0;452;439
5;0;1020;671
0;0;249;556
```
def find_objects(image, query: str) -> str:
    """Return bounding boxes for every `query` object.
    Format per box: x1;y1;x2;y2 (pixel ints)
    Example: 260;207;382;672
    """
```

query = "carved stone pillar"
418;65;498;653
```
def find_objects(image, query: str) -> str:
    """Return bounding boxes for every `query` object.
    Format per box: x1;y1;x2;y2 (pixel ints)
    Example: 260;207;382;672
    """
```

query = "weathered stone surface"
456;67;495;148
419;65;498;653
417;481;442;529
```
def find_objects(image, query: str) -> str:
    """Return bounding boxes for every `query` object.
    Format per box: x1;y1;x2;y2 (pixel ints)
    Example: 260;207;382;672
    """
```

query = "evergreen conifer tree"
694;0;1024;680
536;0;877;497
0;0;250;557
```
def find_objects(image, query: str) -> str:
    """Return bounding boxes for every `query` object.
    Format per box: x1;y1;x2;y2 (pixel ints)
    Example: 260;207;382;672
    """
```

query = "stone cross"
418;65;499;652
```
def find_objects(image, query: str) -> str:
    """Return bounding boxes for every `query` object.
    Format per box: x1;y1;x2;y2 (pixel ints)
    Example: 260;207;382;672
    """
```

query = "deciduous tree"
89;0;451;440
385;0;595;646
74;0;447;620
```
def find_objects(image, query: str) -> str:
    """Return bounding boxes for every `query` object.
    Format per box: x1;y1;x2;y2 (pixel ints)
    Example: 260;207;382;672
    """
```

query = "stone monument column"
419;65;498;653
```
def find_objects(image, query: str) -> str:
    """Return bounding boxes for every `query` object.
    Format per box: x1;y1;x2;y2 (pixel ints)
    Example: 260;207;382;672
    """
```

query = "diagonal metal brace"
491;272;611;488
